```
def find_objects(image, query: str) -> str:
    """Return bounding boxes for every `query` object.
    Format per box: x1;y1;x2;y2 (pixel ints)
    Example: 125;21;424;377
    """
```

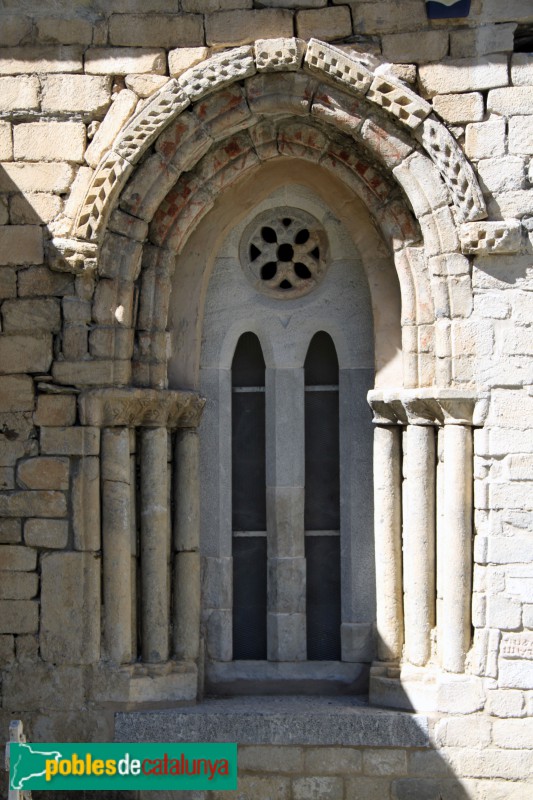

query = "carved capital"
368;388;487;427
47;237;99;275
79;388;205;429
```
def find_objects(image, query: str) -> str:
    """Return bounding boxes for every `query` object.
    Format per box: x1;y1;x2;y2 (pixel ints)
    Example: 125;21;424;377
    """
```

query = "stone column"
372;418;404;662
266;367;306;661
438;397;475;673
101;427;132;663
140;427;170;663
402;400;437;667
173;429;201;661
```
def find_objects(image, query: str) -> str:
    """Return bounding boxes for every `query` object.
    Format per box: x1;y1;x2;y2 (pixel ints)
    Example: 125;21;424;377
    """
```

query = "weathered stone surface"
255;38;305;73
2;662;84;710
0;76;39;112
0;121;12;161
0;519;21;544
512;53;533;87
36;16;94;46
52;359;132;387
393;151;450;218
1;298;60;333
477;155;526;193
25;519;69;549
34;394;76;428
293;776;343;800
109;13;204;48
296;7;352;42
363;748;407;776
9;192;63;225
433;93;484;125
0;162;75;194
206;9;293;47
239;745;304;773
304;747;362;775
0;225;43;266
0;545;37;571
40;426;100;457
382;31;448;63
367;75;431;130
41;75;112;115
450;23;516;58
116;697;429;746
17;457;69;491
0;572;38;600
168;47;209;78
419;56;509;98
0;491;66;518
13;122;86;164
488;87;533;116
0;600;38;633
509;116;533;155
72;456;100;551
125;73;169;97
40;552;100;664
0;46;83;75
0;376;34;413
84;89;139;168
0;15;32;47
465;118;506;160
18;267;75;298
0;334;52;374
85;48;167;76
460;221;522;255
305;39;372;95
0;633;14;664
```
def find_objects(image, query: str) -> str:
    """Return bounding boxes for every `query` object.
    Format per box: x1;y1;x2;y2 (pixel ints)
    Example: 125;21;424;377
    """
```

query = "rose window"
240;208;329;299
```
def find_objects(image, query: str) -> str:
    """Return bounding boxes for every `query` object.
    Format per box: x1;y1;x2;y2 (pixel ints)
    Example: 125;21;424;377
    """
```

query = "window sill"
115;695;430;747
206;660;369;696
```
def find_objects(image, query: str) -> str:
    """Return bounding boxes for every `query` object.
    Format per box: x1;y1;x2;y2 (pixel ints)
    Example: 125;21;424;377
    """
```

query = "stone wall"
0;1;532;797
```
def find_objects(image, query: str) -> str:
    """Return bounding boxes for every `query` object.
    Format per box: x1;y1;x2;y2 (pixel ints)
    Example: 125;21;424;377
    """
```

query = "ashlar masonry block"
85;48;167;76
0;46;83;75
0;600;38;634
41;75;112;115
419;55;509;98
40;552;100;664
14;122;86;164
0;76;39;113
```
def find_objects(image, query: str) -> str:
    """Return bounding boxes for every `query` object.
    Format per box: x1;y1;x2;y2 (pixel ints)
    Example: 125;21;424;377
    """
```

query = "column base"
370;662;487;714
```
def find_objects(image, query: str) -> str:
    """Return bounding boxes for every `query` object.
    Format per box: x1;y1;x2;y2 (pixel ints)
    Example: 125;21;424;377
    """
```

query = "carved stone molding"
79;388;205;429
459;220;522;255
368;388;488;426
48;237;99;275
71;39;487;246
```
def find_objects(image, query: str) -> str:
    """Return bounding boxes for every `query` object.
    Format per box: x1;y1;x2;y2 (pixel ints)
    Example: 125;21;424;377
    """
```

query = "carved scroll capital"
368;388;487;427
79;388;205;429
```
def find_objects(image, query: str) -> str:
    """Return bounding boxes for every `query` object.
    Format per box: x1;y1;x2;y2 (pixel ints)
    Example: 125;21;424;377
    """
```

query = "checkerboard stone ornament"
426;0;471;18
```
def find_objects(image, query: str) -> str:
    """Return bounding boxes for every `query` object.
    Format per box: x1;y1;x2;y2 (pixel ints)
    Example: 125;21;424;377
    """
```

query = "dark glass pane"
233;537;267;660
232;391;266;530
232;332;266;387
304;391;340;530
304;331;339;386
306;536;341;660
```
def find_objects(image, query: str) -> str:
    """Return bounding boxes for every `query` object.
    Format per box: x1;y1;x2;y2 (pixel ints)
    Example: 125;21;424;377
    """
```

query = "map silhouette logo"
10;742;62;790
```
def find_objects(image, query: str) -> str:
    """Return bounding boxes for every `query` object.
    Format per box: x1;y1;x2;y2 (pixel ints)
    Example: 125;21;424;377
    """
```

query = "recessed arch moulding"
49;37;489;392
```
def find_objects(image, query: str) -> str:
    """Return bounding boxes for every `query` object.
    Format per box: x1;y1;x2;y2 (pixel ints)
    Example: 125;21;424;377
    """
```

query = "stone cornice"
367;389;489;426
78;388;205;429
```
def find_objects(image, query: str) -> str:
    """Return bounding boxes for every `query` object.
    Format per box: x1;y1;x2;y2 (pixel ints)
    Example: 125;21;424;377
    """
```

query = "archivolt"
72;38;486;245
52;39;485;391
